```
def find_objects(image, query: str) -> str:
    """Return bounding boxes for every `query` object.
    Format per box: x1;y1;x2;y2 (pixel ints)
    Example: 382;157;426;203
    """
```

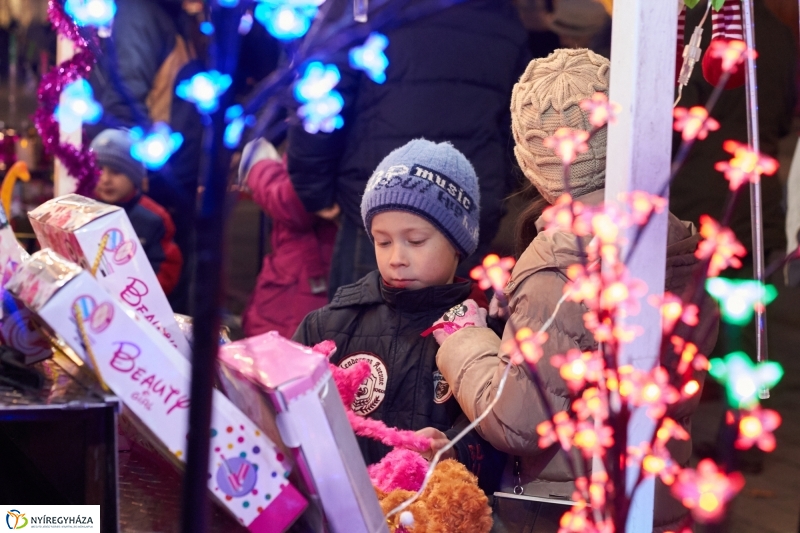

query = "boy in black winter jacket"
293;139;505;492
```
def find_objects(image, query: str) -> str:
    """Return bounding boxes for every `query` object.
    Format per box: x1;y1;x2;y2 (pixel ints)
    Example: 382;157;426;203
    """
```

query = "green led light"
705;278;777;326
708;351;783;408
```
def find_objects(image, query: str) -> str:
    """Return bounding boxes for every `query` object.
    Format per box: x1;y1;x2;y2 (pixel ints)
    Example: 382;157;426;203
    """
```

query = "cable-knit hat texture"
511;48;610;204
361;139;480;258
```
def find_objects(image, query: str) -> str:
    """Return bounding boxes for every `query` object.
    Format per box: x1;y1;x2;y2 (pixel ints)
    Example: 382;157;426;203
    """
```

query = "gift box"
0;203;52;364
28;194;190;357
6;250;307;532
219;332;389;533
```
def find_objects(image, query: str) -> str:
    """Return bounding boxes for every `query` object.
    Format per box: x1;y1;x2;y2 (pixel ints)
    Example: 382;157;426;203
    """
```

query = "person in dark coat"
88;0;203;312
293;140;505;493
238;139;337;339
90;129;183;295
288;0;529;299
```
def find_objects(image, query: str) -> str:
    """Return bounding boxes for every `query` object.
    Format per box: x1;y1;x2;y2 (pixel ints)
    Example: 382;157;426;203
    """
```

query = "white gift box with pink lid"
5;249;307;532
219;331;389;533
28;193;190;357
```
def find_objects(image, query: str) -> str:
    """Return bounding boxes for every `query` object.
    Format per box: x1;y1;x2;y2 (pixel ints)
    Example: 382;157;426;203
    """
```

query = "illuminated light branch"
254;2;317;41
176;71;233;114
223;105;256;149
670;459;744;523
673;106;720;142
54;79;102;133
349;33;390;84
705;277;777;326
579;92;621;128
64;0;116;28
129;123;183;171
469;253;515;294
735;407;781;452
708;351;783;409
706;39;757;74
696;215;747;277
543;127;590;165
714;140;778;191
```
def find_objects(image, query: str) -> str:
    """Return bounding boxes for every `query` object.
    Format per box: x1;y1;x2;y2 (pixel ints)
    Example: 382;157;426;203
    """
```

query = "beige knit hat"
511;48;610;204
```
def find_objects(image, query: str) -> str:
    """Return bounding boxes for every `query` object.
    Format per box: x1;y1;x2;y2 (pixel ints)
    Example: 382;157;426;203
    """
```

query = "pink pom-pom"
368;448;428;493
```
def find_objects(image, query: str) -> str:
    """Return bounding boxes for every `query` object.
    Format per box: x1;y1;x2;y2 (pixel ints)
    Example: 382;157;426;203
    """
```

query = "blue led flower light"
130;123;183;171
176;71;233;114
706;278;778;326
294;62;344;134
65;0;116;28
200;21;214;35
708;351;783;409
254;2;317;40
223;105;256;149
298;93;344;134
349;32;389;84
54;79;103;133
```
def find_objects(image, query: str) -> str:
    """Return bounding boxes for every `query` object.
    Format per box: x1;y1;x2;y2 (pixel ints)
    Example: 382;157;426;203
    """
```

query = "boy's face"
371;211;459;291
95;166;136;205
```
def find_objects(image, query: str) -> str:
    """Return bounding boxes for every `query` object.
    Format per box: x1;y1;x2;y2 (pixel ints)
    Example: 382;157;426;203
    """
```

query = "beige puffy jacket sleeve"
436;267;596;456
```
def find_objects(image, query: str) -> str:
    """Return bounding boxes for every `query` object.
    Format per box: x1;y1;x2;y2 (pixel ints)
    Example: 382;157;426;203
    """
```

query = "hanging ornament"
701;0;746;89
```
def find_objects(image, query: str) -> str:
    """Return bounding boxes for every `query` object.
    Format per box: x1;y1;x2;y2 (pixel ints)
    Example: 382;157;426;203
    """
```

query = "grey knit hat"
90;129;146;189
361;139;480;258
511;48;610;204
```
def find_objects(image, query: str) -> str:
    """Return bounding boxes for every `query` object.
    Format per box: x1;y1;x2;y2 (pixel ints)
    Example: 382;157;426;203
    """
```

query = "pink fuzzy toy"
313;340;434;492
368;448;429;493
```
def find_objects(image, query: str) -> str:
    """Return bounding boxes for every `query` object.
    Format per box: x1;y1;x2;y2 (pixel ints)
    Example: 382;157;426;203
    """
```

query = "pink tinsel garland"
33;0;99;196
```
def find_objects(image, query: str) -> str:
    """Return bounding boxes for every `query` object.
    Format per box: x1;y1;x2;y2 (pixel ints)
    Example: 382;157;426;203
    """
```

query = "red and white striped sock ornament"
676;6;686;84
701;0;746;89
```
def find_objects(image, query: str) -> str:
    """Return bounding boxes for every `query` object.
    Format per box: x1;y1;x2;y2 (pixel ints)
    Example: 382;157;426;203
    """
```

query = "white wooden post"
605;0;678;531
54;35;79;196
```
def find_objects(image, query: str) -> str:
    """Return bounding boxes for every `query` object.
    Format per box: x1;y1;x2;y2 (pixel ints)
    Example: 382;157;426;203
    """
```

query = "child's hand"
238;138;281;185
424;299;487;345
415;427;456;461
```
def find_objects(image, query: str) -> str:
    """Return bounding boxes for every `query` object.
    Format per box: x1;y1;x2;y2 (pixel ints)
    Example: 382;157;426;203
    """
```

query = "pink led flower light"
706;39;756;74
630;367;680;419
573;421;614;458
673;106;720;142
671;459;745;523
536;411;575;451
469;253;516;293
696;215;747;276
543;127;590;165
648;292;699;333
655;417;690;449
628;443;680;485
551;349;604;392
714;140;778;191
735;407;781;452
579;92;621;128
618;191;668;226
572;387;609;421
507;327;548;366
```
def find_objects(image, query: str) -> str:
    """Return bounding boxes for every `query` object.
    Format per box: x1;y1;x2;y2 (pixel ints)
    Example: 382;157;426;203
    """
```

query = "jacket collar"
330;270;474;313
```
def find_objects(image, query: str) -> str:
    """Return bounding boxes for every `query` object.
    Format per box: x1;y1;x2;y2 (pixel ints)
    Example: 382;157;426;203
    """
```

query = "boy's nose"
389;245;409;267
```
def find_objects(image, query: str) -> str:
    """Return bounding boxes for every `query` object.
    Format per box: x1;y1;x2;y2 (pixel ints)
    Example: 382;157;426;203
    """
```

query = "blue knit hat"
361;139;480;258
90;129;146;189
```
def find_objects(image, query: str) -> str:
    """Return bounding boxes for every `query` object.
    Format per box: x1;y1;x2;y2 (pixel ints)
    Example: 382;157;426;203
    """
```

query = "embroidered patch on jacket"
433;369;452;404
339;352;388;416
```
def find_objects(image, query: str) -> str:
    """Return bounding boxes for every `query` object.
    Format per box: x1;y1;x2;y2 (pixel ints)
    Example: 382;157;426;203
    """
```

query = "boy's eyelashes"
374;238;428;247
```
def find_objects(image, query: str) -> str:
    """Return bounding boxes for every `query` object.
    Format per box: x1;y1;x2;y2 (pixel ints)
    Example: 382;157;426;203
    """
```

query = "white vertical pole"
54;34;79;196
605;0;677;531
